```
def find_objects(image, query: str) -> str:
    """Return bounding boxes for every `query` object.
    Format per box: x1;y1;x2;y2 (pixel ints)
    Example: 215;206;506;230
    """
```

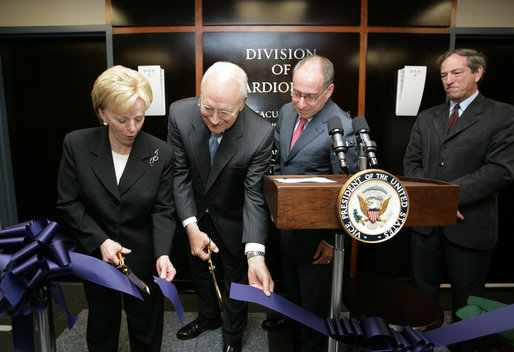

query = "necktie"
209;133;220;166
447;103;460;131
290;118;308;150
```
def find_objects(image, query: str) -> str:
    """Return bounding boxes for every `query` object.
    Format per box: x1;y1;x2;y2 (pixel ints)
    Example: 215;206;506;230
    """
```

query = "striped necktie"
447;104;460;131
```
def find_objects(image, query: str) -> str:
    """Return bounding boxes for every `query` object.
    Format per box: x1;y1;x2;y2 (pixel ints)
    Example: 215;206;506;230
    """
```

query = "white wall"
0;0;105;26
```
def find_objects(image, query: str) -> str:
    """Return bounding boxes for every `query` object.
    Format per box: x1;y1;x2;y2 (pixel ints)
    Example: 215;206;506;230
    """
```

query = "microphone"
352;116;378;168
327;116;349;174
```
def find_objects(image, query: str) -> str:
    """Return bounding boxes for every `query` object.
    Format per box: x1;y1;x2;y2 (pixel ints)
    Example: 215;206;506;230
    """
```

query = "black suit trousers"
187;214;248;346
411;228;492;314
83;275;164;352
280;242;332;352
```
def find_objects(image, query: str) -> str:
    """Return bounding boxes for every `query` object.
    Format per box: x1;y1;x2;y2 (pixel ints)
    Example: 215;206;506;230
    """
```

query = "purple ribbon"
153;276;184;325
230;282;514;351
0;218;183;351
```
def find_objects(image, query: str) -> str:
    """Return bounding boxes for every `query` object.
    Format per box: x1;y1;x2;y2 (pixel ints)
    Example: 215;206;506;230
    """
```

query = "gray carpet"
56;310;452;351
56;311;269;352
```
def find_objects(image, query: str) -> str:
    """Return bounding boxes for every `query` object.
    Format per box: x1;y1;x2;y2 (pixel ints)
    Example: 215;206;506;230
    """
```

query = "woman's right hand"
100;238;132;266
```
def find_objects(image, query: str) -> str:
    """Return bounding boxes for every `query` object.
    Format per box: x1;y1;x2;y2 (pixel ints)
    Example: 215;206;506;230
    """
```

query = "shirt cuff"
245;242;265;254
182;216;197;228
322;240;334;248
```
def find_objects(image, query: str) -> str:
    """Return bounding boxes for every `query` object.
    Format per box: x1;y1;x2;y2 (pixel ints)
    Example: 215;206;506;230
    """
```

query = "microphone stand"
357;142;368;171
328;138;376;352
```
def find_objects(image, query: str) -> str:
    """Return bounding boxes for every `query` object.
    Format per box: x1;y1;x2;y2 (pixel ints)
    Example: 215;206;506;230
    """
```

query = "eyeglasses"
291;86;329;103
198;99;241;118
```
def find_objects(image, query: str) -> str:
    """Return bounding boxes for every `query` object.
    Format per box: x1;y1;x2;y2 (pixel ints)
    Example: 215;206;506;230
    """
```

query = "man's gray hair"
201;61;248;100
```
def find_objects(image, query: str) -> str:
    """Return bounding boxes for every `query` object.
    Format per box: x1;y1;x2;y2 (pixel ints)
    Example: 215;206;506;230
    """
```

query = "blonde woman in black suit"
57;65;176;352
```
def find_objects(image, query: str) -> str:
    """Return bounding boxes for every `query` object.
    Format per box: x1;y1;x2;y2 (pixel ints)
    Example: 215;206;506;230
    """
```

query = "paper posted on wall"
138;65;166;116
395;65;426;116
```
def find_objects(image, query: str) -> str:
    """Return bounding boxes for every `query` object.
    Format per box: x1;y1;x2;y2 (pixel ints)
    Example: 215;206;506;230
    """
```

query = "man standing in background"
403;48;514;319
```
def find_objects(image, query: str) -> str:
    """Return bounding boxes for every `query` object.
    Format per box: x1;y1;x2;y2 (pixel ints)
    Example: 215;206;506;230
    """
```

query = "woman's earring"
103;120;108;126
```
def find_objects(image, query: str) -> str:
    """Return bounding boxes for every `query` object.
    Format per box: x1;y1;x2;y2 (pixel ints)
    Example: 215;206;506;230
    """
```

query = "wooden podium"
263;174;459;351
263;174;459;229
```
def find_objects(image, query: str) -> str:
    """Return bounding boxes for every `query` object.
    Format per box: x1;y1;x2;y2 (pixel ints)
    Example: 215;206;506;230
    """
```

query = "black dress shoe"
176;319;221;340
223;342;242;352
262;317;290;332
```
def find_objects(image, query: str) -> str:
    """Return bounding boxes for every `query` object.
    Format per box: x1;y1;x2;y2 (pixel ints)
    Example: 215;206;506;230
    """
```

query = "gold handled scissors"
207;237;223;309
116;251;151;295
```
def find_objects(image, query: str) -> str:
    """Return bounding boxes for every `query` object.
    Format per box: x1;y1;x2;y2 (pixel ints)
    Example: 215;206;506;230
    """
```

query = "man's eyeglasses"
291;86;329;103
198;99;241;118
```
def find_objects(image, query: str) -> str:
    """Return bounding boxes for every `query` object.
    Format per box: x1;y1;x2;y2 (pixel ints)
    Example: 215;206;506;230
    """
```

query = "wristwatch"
246;250;265;259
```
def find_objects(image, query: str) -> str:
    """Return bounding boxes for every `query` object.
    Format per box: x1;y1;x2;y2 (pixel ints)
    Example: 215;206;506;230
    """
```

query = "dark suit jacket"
403;94;514;249
56;127;176;276
167;97;274;257
274;99;358;258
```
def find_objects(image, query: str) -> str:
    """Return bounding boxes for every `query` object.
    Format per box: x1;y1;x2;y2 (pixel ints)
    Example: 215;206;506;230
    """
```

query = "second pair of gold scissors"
207;237;223;308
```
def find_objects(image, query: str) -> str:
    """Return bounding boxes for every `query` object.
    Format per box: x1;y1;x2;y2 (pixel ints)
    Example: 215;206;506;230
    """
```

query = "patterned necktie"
447;103;460;131
209;133;220;166
290;118;308;150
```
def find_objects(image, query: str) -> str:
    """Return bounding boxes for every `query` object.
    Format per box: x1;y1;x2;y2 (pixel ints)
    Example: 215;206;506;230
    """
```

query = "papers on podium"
275;177;336;183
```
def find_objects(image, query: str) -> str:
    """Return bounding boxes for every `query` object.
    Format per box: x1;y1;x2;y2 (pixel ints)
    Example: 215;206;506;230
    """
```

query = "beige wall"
0;0;105;26
0;0;513;28
456;0;514;27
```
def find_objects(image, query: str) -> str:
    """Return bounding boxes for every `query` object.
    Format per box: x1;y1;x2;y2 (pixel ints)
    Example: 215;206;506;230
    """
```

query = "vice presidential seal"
337;169;409;243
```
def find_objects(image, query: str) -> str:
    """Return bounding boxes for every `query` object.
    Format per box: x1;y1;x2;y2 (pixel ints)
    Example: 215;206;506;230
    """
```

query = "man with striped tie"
403;48;514;324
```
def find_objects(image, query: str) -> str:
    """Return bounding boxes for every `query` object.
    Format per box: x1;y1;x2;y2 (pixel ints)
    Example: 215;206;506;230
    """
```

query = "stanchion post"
328;232;345;352
33;285;56;352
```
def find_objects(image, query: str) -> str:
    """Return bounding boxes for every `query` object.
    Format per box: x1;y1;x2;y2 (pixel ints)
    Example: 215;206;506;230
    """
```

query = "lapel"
118;132;152;196
90;128;120;201
281;108;297;153
446;95;483;140
431;103;450;142
205;107;245;192
190;115;211;186
440;95;484;143
285;110;326;162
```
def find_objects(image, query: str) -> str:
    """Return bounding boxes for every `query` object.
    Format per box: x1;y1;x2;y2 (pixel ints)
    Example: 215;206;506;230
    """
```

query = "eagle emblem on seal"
357;194;391;224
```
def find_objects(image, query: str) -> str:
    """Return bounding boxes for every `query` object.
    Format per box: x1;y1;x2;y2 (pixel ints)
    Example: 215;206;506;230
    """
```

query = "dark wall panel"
111;0;195;26
113;32;196;284
203;32;360;124
1;35;106;223
358;33;449;278
113;32;196;141
455;35;514;105
368;0;452;27
203;0;361;25
365;33;449;175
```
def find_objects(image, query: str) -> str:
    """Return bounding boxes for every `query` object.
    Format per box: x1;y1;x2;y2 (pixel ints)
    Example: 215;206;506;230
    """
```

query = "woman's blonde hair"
91;65;152;123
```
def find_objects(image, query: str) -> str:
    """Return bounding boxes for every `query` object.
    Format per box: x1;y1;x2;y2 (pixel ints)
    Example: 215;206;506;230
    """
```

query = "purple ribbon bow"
0;218;184;351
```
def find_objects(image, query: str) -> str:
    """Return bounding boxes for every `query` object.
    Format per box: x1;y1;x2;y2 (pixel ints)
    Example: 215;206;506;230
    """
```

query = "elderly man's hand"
185;222;218;261
247;255;274;296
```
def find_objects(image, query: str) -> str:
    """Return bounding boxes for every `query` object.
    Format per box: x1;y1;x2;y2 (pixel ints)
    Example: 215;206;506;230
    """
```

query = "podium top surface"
263;174;459;230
